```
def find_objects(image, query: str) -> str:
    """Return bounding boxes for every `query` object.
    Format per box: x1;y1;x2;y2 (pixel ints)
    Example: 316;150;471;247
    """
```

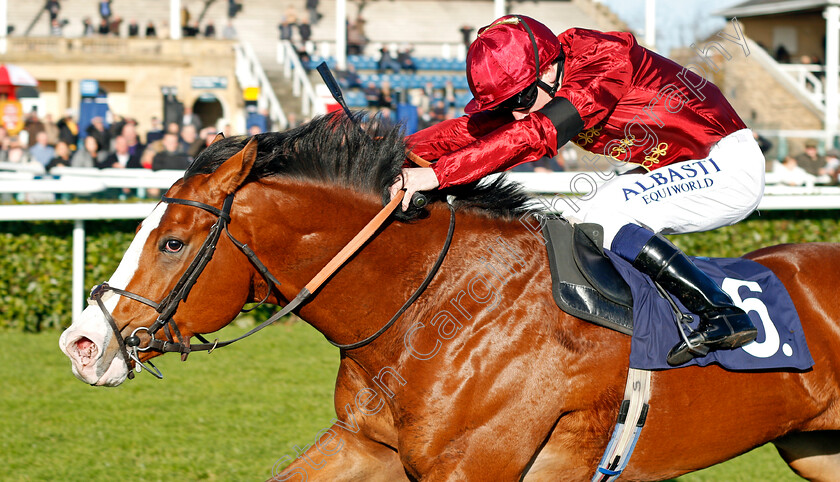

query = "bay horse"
60;113;840;481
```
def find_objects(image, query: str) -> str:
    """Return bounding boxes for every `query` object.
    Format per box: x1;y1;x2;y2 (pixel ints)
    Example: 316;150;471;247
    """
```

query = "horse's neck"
241;181;453;361
242;180;541;369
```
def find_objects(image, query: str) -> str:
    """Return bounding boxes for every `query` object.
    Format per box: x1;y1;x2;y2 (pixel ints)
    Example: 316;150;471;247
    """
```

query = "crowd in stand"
40;0;238;39
0;109;249;178
771;138;840;186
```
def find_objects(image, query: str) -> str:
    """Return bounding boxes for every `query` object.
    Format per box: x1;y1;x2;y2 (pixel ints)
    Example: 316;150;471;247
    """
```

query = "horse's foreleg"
773;431;840;482
267;422;408;482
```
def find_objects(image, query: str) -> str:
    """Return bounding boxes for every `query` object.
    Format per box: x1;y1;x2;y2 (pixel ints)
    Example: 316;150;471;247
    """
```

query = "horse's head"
59;135;260;386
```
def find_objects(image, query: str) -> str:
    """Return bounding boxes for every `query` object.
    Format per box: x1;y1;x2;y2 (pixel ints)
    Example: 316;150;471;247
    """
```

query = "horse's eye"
163;239;184;253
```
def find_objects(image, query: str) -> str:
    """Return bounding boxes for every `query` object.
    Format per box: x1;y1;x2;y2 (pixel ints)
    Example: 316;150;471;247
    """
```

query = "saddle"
541;217;634;335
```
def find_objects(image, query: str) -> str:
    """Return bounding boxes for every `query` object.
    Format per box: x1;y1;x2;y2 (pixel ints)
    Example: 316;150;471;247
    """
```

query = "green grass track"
2;323;800;481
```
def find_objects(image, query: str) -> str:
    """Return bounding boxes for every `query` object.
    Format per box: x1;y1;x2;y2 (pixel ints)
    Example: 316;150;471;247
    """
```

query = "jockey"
389;15;765;366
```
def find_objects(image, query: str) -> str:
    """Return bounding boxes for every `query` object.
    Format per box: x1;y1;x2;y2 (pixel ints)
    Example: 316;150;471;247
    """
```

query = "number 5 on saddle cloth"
540;216;813;372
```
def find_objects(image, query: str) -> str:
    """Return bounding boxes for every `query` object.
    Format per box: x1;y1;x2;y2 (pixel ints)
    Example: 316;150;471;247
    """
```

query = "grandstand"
2;0;628;127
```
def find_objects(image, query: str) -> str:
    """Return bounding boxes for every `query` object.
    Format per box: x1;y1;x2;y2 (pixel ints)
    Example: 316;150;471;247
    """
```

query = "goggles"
488;16;563;112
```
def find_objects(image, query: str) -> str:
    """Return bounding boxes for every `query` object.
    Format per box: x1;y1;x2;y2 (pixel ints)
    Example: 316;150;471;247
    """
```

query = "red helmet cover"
464;15;562;114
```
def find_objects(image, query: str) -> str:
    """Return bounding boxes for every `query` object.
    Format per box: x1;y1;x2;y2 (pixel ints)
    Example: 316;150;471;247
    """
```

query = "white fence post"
72;220;85;323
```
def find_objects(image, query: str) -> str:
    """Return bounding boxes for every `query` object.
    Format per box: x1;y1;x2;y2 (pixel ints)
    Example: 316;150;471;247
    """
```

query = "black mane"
187;112;535;221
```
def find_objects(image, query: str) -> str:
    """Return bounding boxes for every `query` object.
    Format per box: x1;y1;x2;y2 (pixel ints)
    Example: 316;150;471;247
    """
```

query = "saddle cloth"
542;218;814;371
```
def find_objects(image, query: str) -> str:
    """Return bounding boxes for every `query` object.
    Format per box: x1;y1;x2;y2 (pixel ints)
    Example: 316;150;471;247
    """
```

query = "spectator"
775;45;791;63
82;17;95;36
99;135;141;169
347;17;367;55
50;18;64;36
753;131;772;154
45;0;61;22
298;18;311;46
108;113;127;141
99;0;112;21
97;18;110;35
45;141;72;172
28;131;55;167
183;20;199;38
121;122;144;156
378;47;401;74
145;116;165;144
378;107;395;128
306;0;321;25
145;20;157;38
4;137;35;166
43;113;59;146
204;20;216;38
397;45;417;74
460;24;474;49
71;135;104;167
179;124;202;159
127;18;140;37
363;81;381;107
139;147;155;169
228;0;243;19
152;132;191;171
109;15;122;36
774;156;815;187
23;111;45;147
182;106;202;131
180;6;190;32
337;63;362;89
195;126;218;157
378;80;395;109
222;20;237;39
57;109;79;150
85;116;110;152
825;149;840;184
795;140;828;178
278;17;295;41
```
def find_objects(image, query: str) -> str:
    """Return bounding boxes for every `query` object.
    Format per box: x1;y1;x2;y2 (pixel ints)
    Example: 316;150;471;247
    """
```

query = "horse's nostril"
74;337;98;366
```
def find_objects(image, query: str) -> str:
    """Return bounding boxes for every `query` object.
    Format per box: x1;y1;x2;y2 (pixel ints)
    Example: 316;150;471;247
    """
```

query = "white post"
0;0;7;54
494;0;505;19
170;0;182;40
824;5;839;147
645;0;656;50
72;220;85;323
336;0;347;70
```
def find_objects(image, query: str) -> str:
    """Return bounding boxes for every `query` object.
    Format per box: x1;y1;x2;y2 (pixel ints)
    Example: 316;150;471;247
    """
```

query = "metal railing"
234;41;288;131
277;40;321;117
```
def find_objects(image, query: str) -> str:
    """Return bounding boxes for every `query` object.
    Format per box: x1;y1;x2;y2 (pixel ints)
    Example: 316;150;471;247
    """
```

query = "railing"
277;40;321;117
748;38;825;116
778;63;826;107
234;42;288;130
3;168;840;320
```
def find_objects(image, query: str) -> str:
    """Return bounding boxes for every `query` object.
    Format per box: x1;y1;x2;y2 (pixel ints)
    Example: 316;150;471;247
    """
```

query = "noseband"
89;190;455;380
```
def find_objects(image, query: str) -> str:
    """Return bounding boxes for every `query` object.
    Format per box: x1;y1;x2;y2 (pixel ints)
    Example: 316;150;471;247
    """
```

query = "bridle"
89;188;455;380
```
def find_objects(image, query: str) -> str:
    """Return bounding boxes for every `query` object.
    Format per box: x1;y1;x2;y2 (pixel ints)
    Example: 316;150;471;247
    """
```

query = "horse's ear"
210;133;225;145
210;136;258;195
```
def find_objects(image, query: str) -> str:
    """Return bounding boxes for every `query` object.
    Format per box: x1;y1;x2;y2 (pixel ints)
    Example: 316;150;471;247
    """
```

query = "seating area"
305;55;471;109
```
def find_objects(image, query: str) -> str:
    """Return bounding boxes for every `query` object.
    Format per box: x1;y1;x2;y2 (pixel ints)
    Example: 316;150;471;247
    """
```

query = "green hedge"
2;210;840;332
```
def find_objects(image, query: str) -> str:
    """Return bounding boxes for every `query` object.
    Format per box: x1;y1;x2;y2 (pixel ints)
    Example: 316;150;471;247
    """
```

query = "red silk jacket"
408;28;747;189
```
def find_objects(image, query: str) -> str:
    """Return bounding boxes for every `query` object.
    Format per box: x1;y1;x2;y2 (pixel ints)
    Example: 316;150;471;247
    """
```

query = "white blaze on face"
59;203;169;386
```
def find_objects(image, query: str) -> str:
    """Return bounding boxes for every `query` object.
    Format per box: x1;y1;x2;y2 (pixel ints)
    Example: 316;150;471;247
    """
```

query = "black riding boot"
632;234;757;366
